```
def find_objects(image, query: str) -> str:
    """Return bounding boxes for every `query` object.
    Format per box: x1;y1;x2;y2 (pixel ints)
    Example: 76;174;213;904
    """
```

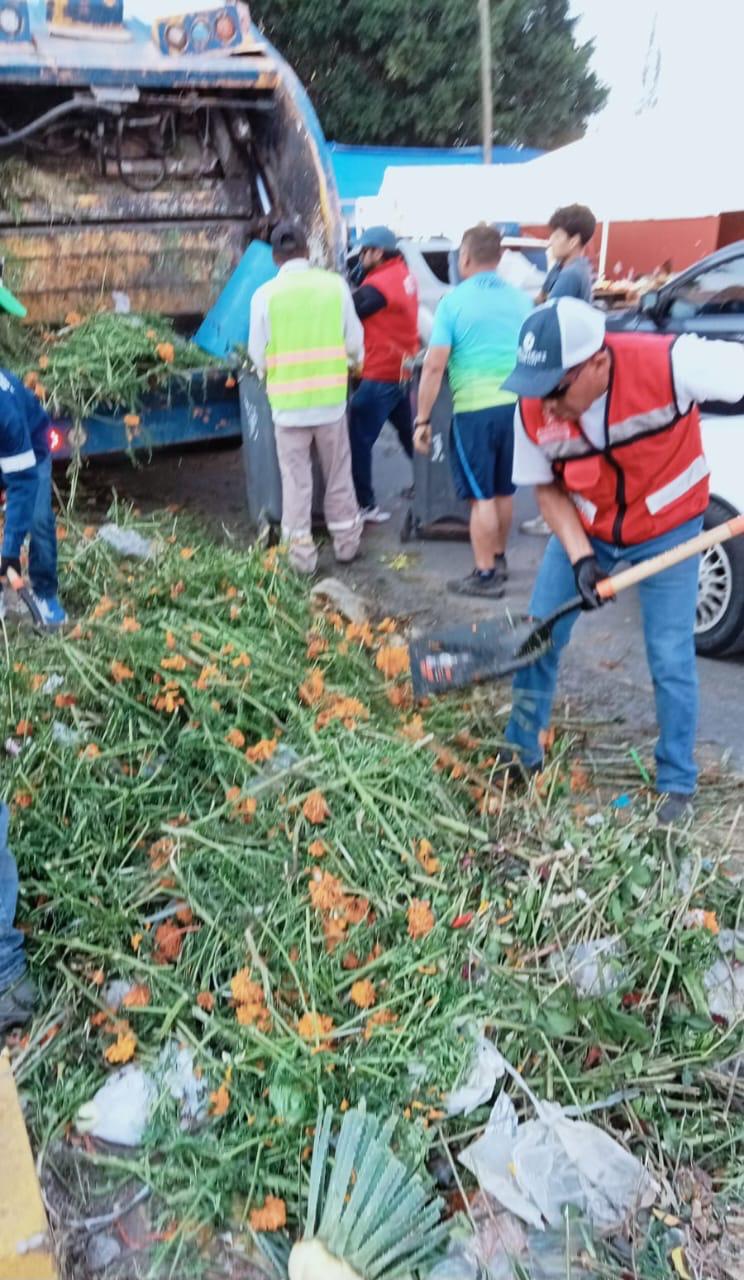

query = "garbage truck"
0;0;344;458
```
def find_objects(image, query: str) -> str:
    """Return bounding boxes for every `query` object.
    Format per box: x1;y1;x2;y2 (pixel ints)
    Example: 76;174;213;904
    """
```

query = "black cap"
270;220;308;257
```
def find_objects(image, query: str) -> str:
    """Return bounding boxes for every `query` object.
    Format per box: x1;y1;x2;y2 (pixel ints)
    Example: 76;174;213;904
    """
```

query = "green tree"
258;0;607;148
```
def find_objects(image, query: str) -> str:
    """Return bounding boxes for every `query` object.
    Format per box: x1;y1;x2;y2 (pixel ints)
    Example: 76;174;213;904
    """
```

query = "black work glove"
573;555;605;610
0;555;21;580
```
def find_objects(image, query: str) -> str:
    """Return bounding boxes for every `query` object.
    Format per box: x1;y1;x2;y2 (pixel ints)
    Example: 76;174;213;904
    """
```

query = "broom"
259;1104;450;1280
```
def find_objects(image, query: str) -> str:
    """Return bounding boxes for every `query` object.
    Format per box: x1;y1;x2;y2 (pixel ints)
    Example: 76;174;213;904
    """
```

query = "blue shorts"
449;404;516;501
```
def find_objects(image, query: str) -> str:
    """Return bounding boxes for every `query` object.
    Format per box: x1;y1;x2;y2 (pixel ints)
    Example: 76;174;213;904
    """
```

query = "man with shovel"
501;297;744;823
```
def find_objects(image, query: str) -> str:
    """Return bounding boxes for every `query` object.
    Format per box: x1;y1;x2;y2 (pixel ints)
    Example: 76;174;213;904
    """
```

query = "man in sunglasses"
502;297;744;824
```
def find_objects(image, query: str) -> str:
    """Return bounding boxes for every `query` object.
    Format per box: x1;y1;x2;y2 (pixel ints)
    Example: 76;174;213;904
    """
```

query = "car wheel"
695;497;744;657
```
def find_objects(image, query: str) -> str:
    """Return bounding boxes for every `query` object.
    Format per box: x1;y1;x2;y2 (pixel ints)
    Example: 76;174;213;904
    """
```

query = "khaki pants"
275;414;362;574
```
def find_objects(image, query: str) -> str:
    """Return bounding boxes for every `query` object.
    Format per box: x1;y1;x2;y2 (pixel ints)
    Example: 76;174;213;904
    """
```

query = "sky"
126;0;743;134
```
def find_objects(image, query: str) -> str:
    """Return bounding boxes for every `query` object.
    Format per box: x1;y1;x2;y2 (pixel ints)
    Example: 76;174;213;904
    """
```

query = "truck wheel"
695;497;744;657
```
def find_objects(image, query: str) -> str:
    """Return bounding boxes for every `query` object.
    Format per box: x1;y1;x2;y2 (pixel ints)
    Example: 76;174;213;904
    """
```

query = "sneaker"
31;594;68;628
520;515;551;536
447;570;506;598
493;553;509;582
360;506;392;524
0;975;35;1034
657;792;695;826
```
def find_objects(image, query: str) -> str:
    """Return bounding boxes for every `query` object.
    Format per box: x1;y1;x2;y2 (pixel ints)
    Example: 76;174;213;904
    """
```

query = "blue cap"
359;225;398;252
503;298;605;398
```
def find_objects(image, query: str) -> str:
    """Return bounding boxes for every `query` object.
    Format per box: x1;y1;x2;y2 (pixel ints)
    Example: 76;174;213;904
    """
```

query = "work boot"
0;975;35;1034
657;792;695;826
447;569;506;598
490;747;541;786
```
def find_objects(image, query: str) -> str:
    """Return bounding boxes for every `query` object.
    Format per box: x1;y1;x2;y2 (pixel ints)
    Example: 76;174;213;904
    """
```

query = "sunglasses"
542;359;589;402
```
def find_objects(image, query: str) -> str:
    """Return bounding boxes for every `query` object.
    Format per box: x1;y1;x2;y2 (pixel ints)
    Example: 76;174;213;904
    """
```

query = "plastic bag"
97;524;155;560
446;1037;506;1116
548;937;627;997
458;1045;658;1232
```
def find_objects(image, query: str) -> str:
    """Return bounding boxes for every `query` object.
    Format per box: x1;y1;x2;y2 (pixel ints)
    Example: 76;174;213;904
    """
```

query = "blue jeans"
349;379;413;509
0;804;26;990
506;516;703;795
27;454;58;599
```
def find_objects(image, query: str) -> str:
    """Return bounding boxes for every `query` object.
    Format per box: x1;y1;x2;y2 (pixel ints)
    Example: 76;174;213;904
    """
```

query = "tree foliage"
258;0;608;148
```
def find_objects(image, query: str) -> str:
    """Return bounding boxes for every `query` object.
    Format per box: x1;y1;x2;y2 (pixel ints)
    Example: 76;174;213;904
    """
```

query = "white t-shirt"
512;333;744;486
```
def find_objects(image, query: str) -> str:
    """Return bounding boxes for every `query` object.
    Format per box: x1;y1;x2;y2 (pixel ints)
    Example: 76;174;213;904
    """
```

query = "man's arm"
353;284;386;320
247;288;269;378
671;333;744;408
413;345;450;453
340;280;365;373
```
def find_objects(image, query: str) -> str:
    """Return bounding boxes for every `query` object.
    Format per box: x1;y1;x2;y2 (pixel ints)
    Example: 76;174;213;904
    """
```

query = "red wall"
521;216;726;277
718;211;744;248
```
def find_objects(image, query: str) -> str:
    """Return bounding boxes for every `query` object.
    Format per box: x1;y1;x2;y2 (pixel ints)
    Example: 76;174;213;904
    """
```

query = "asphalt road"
74;428;744;773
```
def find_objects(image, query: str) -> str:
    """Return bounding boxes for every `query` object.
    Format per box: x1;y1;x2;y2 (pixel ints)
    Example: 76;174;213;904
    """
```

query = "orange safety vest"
519;332;709;545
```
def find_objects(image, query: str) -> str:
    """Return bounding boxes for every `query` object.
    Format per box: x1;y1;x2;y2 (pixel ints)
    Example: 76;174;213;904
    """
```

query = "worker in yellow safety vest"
249;222;364;573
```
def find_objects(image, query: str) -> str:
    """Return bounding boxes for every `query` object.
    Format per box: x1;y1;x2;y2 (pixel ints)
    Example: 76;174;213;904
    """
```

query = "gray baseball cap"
503;298;606;398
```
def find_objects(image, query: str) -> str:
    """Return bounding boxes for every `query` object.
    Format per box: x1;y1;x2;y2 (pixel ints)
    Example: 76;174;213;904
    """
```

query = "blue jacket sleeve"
0;401;39;560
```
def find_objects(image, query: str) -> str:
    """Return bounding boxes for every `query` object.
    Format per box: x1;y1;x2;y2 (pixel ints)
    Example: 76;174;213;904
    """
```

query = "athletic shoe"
520;515;551;536
31;594;68;628
447;570;506;598
360;506;392;524
0;975;35;1034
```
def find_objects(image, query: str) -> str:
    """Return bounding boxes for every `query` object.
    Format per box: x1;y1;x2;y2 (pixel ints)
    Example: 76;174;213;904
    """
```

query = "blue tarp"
328;143;541;205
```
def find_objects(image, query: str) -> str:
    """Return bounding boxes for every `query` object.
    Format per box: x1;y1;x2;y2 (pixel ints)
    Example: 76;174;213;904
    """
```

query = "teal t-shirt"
430;272;531;413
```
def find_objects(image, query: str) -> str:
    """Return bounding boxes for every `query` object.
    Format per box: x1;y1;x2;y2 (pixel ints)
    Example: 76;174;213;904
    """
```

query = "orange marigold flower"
306;635;328;660
13;792;33;809
121;616;141;633
302;789;330;825
236;1002;272;1031
196;991;215;1013
308;839;327;859
376;645;410;679
363;1009;398;1041
249;1195;286;1233
65;311;83;327
323;916;348;953
161;654;187;672
297;1012;334;1044
232;651;251;668
80;743;101;760
346;621;374;648
153;921;184;964
122;983;151;1009
231;969;264;1006
180;547;195;560
92;595;116;620
54;693;77;708
245;737;278;764
343;896;370;926
123;413;141;432
299;668;325;707
386;684;412;710
377;617;398;634
209;1083;230;1117
225;789;257;823
350;979;376;1010
130;933;143;953
104;1029;137;1065
225;727;246;749
416;839;441;875
111;660;134;683
15;720;33;737
408;899;435;940
156;341;175;364
316;696;369;731
309;870;346;912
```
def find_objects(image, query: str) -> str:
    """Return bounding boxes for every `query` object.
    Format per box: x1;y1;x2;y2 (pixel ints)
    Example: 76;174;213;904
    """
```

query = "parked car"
606;241;744;658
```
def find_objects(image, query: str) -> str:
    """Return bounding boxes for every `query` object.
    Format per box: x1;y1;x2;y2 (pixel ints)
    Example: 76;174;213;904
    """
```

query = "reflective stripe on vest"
265;269;348;412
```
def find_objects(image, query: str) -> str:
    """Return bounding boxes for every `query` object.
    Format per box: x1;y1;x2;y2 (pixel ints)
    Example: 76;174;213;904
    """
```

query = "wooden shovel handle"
597;513;744;600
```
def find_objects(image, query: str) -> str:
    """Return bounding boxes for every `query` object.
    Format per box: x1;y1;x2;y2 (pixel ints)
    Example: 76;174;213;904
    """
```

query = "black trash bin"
400;368;470;543
239;371;326;538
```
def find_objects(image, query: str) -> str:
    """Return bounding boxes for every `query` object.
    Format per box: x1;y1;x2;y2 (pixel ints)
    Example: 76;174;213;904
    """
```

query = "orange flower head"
209;1083;230;1117
104;1030;137;1065
249;1195;286;1232
408;899;435;940
245;737;278;764
231;969;264;1006
299;668;325;707
111;660;134;683
225;727;246;749
122;983;151;1009
350;979;376;1010
376;645;410;680
302;789;330;825
156;341;175;364
309;870;346;912
416;839;441;875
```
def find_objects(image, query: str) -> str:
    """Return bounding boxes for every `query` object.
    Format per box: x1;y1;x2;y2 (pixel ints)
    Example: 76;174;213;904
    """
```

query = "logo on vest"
517;330;547;367
537;421;573;446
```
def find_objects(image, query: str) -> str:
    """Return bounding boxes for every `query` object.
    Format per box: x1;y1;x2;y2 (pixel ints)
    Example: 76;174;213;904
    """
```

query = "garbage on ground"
458;1044;658;1232
41;673;65;695
704;929;744;1021
86;1233;123;1272
548;937;627;997
429;1195;599;1280
310;577;370;624
97;523;155;560
51;721;81;747
446;1036;506;1116
75;1040;208;1146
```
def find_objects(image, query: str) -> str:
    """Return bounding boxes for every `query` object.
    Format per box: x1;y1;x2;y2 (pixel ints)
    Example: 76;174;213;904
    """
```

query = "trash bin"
239;371;326;537
400;368;470;542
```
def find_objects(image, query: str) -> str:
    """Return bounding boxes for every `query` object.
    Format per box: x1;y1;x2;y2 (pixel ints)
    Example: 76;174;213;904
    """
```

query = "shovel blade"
409;615;553;698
